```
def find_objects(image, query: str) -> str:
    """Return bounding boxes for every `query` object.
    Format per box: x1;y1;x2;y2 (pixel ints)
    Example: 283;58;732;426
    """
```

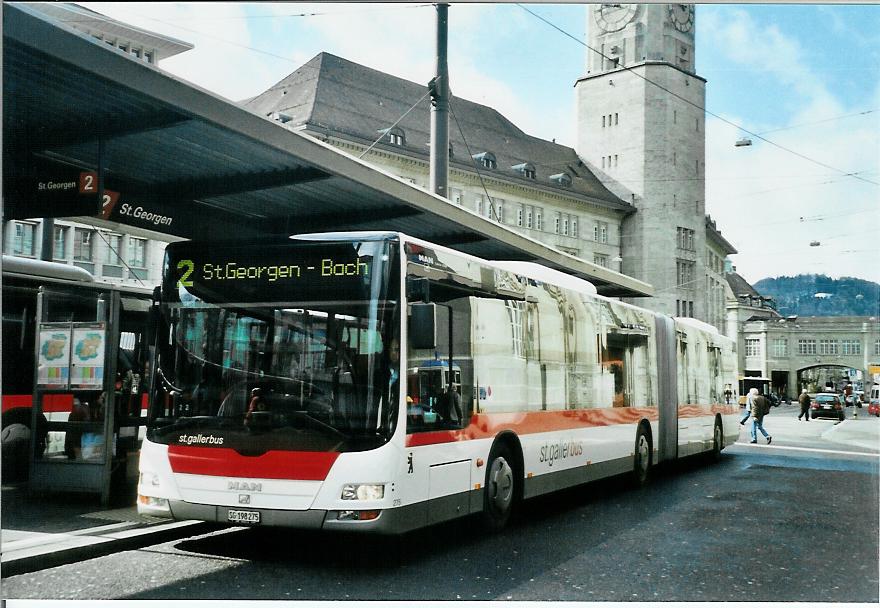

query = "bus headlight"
341;483;385;501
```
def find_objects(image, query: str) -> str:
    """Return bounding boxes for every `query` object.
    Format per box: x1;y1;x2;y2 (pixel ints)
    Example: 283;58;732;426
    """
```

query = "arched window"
511;162;536;180
378;127;406;146
549;173;572;187
472;151;497;170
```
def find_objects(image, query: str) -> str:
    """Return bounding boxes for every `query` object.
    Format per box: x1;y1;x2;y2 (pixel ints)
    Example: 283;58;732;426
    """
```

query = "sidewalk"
733;403;880;455
1;484;212;577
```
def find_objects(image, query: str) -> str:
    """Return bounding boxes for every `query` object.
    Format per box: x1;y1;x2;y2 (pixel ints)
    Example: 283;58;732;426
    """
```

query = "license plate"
228;509;260;524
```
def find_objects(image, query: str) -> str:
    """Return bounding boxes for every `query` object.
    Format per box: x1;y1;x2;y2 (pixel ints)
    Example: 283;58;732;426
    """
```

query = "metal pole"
40;218;54;261
429;3;449;199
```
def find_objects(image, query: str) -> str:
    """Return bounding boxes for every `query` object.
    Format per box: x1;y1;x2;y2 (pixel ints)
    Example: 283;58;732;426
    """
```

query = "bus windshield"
147;238;400;453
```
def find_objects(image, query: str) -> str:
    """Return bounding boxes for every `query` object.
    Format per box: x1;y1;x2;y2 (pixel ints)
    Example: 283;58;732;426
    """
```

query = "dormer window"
472;152;496;170
512;162;536;180
378;127;405;146
549;173;572;187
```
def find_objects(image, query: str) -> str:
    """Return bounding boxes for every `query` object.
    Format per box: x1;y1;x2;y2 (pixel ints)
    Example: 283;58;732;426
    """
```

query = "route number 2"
177;259;194;288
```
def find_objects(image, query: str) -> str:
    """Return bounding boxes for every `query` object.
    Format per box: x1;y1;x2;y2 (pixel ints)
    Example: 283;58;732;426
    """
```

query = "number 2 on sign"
177;259;194;288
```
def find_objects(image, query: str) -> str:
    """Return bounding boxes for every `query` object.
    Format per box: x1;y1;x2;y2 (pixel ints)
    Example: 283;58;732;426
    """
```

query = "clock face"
668;4;694;33
595;4;637;34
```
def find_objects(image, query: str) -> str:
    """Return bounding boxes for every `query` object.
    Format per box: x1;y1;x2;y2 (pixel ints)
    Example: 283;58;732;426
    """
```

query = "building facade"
246;3;736;326
740;316;880;396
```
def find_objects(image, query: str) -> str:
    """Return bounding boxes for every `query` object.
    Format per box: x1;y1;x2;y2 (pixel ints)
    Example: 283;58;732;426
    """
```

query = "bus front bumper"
163;499;428;535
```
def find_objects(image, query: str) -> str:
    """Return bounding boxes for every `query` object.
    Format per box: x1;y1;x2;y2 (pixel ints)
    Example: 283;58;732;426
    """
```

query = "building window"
103;233;122;264
516;206;523;227
593;254;609;268
536;210;543;231
614;113;619;125
798;339;817;356
526;208;534;229
512;163;536;179
745;339;760;357
689;301;694;318
128;237;147;268
818;339;838;356
472;152;496;170
475;195;484;216
554;213;561;235
549;173;572;187
594;222;608;243
676;259;695;289
602;115;606;128
772;338;788;358
74;228;94;261
841;340;861;355
451;189;462;206
572;217;578;238
12;222;36;256
677;227;695;251
378;127;405;147
492;199;504;223
875;339;880;355
53;226;67;260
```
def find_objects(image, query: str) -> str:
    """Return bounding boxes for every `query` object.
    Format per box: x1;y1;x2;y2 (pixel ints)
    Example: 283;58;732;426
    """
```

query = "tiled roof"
245;52;632;213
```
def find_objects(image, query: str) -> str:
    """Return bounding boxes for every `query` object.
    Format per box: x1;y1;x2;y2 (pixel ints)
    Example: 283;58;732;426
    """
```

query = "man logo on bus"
229;481;262;492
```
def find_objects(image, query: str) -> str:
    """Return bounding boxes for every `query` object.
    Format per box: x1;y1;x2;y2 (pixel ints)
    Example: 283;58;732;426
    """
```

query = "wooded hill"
754;275;880;317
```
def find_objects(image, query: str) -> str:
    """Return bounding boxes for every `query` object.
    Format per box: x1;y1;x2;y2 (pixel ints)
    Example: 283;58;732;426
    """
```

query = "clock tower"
575;4;707;320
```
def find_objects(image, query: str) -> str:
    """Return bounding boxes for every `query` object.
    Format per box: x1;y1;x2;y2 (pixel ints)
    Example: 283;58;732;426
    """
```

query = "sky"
76;2;880;286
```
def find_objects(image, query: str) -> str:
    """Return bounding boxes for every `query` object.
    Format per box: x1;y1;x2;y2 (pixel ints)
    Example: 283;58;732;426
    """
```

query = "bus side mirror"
409;303;437;350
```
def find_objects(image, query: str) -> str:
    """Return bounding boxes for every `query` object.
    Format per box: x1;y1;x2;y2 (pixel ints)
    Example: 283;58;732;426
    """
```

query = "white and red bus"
138;232;738;532
1;255;153;481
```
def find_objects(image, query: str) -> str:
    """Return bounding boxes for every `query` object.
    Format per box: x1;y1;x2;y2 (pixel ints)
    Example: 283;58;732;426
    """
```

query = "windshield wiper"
290;411;349;440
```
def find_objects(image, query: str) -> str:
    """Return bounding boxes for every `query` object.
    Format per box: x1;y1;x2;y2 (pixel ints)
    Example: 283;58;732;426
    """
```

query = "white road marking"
734;442;878;458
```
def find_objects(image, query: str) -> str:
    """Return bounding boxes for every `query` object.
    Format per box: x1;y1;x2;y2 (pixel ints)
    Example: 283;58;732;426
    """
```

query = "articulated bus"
138;232;738;532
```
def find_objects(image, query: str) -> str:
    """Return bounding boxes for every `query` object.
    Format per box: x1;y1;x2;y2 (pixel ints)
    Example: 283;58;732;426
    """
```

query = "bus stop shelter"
3;3;652;299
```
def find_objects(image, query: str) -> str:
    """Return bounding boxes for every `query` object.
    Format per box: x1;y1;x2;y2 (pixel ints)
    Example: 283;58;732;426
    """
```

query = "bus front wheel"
482;444;515;531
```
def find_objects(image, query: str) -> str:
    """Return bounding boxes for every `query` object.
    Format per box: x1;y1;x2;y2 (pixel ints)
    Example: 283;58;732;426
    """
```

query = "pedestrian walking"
740;387;758;425
750;392;772;444
797;390;811;421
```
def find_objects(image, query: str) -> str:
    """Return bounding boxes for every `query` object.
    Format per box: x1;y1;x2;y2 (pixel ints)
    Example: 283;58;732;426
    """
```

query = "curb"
1;520;217;578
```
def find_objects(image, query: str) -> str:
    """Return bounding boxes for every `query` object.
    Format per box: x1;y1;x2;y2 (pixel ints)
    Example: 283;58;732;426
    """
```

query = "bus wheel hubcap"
637;435;649;474
489;457;513;512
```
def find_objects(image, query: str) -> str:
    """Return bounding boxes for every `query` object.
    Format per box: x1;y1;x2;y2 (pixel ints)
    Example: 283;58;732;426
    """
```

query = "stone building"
245;3;736;326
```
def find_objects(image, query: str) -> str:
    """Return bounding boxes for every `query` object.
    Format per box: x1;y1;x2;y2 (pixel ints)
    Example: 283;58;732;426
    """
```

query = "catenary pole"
429;3;449;199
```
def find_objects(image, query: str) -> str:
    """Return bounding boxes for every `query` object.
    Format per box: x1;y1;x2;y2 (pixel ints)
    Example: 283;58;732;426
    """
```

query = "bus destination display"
165;242;380;304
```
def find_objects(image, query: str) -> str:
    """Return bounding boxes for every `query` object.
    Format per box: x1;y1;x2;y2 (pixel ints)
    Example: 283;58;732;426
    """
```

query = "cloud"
701;9;880;283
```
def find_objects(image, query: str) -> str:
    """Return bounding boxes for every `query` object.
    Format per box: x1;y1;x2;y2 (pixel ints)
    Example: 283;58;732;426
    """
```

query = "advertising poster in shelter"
71;323;106;389
37;323;71;388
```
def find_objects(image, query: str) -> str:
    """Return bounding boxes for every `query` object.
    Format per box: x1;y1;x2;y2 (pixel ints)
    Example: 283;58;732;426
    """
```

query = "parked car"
810;393;845;421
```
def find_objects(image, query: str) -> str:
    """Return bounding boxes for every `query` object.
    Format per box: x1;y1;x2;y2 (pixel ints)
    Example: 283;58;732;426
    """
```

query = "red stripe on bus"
168;446;340;480
406;407;659;447
1;394;74;413
405;404;735;447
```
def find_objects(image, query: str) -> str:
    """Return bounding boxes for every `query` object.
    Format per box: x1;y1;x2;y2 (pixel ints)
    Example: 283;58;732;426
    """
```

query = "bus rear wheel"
711;417;723;461
482;444;515;531
632;425;652;487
